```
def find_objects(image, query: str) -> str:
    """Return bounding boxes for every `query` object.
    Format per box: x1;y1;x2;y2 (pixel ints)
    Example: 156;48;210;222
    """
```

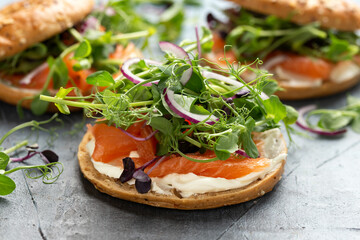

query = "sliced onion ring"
195;27;201;59
201;71;269;100
159;41;193;85
19;63;48;85
296;105;347;136
260;55;287;70
121;58;162;86
163;88;218;125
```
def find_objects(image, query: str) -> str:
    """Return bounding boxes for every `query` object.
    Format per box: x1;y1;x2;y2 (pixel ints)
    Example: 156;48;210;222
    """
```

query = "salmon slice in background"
211;34;334;80
274;53;333;80
3;43;140;93
89;124;272;180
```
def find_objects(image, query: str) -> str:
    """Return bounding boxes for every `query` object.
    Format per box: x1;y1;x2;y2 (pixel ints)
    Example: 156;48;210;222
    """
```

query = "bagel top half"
0;0;94;60
230;0;360;31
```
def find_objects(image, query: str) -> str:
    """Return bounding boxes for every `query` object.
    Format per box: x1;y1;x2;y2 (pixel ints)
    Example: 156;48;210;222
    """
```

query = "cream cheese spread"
86;128;287;198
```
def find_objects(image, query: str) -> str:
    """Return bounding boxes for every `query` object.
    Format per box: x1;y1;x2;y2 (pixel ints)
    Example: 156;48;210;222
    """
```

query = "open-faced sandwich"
0;0;146;115
207;0;360;100
42;34;298;209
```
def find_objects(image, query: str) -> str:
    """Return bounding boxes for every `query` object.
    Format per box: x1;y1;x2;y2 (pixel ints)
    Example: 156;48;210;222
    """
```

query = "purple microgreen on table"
0;115;63;196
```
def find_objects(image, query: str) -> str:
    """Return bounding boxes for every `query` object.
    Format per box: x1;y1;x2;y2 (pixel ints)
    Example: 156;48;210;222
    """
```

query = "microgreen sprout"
296;95;360;135
0;115;63;196
209;9;360;62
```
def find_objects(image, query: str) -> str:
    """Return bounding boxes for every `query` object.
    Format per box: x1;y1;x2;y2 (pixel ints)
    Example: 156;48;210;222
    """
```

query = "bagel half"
0;0;94;60
205;53;360;100
229;0;360;31
78;130;287;210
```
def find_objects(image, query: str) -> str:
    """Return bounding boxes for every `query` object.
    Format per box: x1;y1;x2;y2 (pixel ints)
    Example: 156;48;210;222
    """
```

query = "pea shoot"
0;115;63;196
297;95;360;136
209;9;360;62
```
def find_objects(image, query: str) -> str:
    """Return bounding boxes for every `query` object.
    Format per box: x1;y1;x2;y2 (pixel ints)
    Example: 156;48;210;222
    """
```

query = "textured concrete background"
1;1;360;239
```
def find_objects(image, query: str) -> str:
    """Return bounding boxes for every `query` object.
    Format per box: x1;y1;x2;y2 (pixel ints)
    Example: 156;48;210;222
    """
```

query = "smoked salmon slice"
2;43;140;92
211;34;333;80
89;124;272;180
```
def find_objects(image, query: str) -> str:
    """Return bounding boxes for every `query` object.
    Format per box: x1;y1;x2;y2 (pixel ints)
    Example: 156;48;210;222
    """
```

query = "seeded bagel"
78;130;287;210
229;0;360;31
0;0;94;60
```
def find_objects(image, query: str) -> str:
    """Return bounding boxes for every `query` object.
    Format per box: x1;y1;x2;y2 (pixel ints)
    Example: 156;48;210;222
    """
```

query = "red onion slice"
261;55;287;70
163;88;218;125
19;63;48;85
195;27;201;59
159;41;193;85
118;128;159;141
201;71;269;100
121;58;162;86
296;105;347;136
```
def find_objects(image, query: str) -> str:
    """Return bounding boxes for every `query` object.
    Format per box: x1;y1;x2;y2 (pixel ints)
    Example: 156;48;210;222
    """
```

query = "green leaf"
151;85;161;102
190;104;211;115
0;174;16;196
184;70;205;93
54;87;74;114
351;115;360;133
72;58;92;71
31;92;50;116
347;95;360;107
102;89;129;111
86;71;115;87
323;34;359;61
263;95;287;123
214;150;230;161
283;105;298;125
74;39;92;59
149;117;173;136
215;131;239;160
158;2;184;41
233;98;262;120
239;117;259;158
48;57;69;89
131;86;152;101
318;111;353;130
0;152;10;170
258;79;279;96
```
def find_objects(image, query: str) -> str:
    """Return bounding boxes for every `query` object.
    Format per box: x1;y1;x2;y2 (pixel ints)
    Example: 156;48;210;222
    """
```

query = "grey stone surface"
1;0;360;239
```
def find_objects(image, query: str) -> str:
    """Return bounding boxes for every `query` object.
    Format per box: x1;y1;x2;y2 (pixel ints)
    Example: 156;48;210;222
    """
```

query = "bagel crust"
229;0;360;31
276;75;360;100
78;131;287;210
0;80;60;111
0;0;94;60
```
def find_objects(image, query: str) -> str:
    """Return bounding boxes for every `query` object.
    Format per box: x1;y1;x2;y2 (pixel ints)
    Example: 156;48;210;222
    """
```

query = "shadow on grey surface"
0;197;11;207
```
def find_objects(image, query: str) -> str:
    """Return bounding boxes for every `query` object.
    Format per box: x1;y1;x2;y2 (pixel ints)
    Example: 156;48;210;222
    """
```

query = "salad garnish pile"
208;8;360;62
41;29;297;193
0;115;63;196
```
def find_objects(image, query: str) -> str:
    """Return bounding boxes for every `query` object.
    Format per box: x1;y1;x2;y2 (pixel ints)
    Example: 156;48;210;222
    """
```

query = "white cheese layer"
264;57;360;87
87;128;287;198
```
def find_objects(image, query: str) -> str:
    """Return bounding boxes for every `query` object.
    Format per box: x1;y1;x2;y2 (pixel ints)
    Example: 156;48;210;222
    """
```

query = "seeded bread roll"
78;131;287;210
229;0;360;31
0;0;94;60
